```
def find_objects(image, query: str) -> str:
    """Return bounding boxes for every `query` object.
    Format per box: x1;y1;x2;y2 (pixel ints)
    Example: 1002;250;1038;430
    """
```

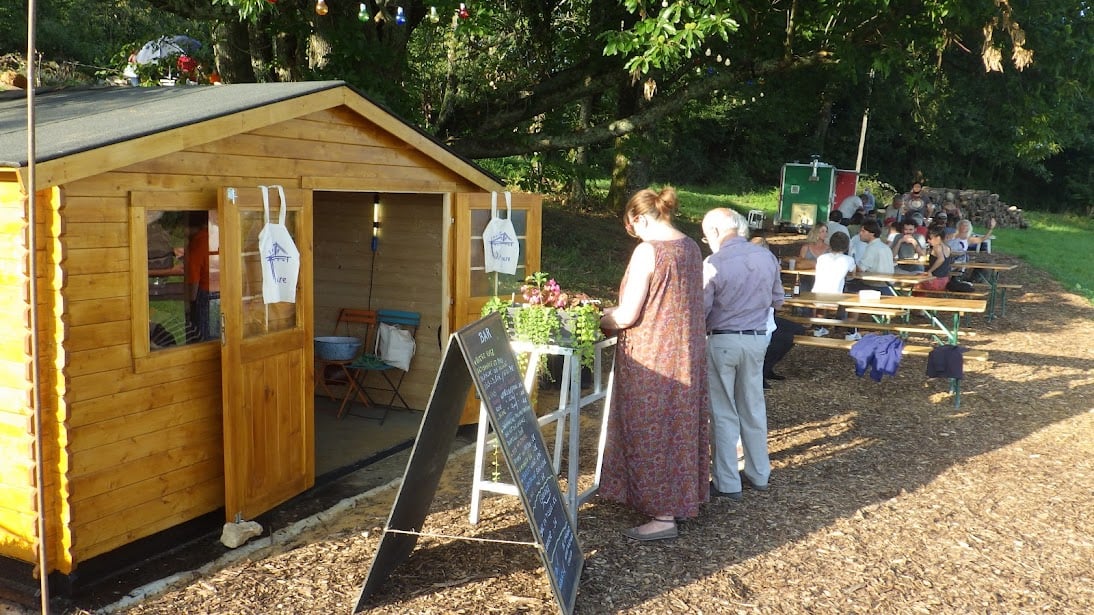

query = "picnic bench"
951;261;1019;321
780;292;989;407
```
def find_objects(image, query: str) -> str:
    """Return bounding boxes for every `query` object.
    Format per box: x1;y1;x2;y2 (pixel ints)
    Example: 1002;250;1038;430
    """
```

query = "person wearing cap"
935;211;957;240
702;209;784;499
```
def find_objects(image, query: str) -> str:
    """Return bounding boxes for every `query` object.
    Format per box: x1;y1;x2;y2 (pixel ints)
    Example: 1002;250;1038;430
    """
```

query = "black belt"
708;329;766;336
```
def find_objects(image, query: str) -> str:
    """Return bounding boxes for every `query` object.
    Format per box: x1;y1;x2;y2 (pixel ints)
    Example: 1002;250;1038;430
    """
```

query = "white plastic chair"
747;210;766;231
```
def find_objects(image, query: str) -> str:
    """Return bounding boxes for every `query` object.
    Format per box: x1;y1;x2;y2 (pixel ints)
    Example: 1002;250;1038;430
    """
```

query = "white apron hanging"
257;185;301;304
482;191;519;275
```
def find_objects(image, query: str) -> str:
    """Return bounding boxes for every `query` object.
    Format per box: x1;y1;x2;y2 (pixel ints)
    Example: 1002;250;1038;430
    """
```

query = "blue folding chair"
344;309;420;423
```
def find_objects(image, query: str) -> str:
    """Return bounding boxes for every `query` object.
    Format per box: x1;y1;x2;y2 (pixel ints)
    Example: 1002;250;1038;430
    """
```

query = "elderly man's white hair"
732;211;750;240
702;208;751;240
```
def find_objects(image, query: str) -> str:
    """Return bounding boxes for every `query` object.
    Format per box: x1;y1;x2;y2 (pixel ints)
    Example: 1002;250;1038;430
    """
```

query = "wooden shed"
0;81;541;587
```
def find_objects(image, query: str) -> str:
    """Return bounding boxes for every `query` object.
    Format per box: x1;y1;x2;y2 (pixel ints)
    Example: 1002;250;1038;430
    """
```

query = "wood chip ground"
63;246;1094;614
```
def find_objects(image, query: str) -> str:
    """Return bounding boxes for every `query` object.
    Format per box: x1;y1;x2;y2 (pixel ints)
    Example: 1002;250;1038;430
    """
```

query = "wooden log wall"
0;183;68;568
35;104;480;571
921;187;1028;229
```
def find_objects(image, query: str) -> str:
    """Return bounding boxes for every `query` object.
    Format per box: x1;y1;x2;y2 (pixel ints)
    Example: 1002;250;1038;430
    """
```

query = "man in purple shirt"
702;209;785;500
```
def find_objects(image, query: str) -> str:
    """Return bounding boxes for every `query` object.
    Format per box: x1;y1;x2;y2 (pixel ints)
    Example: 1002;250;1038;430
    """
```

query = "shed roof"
0;80;501;191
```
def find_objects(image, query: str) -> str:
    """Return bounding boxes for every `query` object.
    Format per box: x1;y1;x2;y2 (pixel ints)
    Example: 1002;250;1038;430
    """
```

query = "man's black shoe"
765;371;786;381
710;482;743;501
740;474;769;492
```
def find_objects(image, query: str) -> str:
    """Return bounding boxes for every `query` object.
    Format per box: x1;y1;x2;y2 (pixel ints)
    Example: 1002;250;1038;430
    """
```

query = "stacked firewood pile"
923;187;1028;228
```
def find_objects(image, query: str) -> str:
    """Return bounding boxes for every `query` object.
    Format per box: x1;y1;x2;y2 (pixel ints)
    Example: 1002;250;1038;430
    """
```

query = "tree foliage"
11;0;1093;212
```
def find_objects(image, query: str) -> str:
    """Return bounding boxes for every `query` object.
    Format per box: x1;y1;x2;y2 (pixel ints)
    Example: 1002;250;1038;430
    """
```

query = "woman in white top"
812;231;856;293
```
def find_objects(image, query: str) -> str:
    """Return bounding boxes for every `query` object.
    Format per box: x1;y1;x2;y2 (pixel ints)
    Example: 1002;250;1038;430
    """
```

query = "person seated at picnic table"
948;217;997;259
934;211;957;240
948;217;997;281
813;231;857;294
845;211;865;237
915;226;955;291
752;236;805;388
892;217;928;272
881;195;905;226
826;209;850;242
845;220;896;296
885;219;902;245
799;222;828;261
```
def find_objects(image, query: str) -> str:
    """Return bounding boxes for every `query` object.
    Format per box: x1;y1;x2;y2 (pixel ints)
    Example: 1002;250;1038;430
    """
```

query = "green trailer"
776;159;836;233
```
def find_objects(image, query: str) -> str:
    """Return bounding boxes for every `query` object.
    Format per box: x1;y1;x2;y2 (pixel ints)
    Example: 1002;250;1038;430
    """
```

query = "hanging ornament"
315;0;328;15
358;2;369;21
458;3;470;19
429;6;439;23
396;6;406;25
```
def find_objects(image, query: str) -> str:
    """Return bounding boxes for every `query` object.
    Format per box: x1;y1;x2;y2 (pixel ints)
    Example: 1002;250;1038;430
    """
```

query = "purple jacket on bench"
849;334;905;382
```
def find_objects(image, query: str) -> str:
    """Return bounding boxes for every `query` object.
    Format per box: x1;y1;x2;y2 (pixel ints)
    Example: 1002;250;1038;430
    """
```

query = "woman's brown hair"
624;186;678;236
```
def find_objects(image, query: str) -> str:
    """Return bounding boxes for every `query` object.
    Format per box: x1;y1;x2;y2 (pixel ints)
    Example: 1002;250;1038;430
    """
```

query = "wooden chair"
316;308;378;416
343;309;421;423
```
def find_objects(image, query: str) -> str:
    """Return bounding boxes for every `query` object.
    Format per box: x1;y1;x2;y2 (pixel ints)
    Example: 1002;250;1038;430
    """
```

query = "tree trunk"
606;79;646;215
212;19;255;83
608;136;631;216
568;96;592;207
811;82;836;155
249;13;275;82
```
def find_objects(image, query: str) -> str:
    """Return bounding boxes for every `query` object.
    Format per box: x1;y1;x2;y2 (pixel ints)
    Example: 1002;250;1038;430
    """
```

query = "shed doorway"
310;191;444;476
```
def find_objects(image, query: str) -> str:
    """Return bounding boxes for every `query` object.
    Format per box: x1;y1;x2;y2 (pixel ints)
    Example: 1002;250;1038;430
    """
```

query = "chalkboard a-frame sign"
354;313;583;615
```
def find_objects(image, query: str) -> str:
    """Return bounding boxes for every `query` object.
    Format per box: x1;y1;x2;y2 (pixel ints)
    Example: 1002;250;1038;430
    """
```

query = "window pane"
147;210;220;349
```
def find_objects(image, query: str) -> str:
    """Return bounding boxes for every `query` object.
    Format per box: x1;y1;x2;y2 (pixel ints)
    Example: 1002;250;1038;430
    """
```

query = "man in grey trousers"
701;208;785;499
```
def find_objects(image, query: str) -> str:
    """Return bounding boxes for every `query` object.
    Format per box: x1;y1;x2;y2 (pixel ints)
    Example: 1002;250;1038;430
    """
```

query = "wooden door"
452;192;541;423
218;186;315;522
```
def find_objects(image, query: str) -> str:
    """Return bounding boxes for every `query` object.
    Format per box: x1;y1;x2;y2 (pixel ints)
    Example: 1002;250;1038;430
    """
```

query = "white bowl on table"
858;290;882;302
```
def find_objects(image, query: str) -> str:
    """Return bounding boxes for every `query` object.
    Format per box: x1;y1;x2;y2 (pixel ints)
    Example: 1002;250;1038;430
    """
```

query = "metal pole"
26;0;51;611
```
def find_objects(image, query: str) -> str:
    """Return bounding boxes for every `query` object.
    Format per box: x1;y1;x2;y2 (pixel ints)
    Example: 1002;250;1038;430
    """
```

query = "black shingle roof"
1;80;344;168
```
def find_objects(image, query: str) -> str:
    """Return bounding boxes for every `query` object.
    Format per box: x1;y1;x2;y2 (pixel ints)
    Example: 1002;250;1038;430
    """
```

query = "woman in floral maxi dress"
599;187;709;541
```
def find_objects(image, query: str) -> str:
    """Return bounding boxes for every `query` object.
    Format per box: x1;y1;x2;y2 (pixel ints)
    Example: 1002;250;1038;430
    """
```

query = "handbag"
378;323;416;371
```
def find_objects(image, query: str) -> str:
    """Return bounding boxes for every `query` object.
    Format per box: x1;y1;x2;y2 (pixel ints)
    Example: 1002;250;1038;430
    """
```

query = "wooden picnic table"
952;261;1018;321
782;291;986;345
782;268;929;294
780;292;989;407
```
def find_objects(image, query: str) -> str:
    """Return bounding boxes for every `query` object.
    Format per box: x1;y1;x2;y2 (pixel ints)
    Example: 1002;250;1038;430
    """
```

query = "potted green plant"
560;301;603;371
480;272;603;375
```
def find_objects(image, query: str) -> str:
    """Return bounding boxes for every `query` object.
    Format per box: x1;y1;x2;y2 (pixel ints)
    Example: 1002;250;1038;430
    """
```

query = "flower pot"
557;311;576;345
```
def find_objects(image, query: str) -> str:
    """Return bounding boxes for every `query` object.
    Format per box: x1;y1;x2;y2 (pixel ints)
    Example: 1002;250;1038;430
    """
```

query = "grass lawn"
541;186;1092;306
